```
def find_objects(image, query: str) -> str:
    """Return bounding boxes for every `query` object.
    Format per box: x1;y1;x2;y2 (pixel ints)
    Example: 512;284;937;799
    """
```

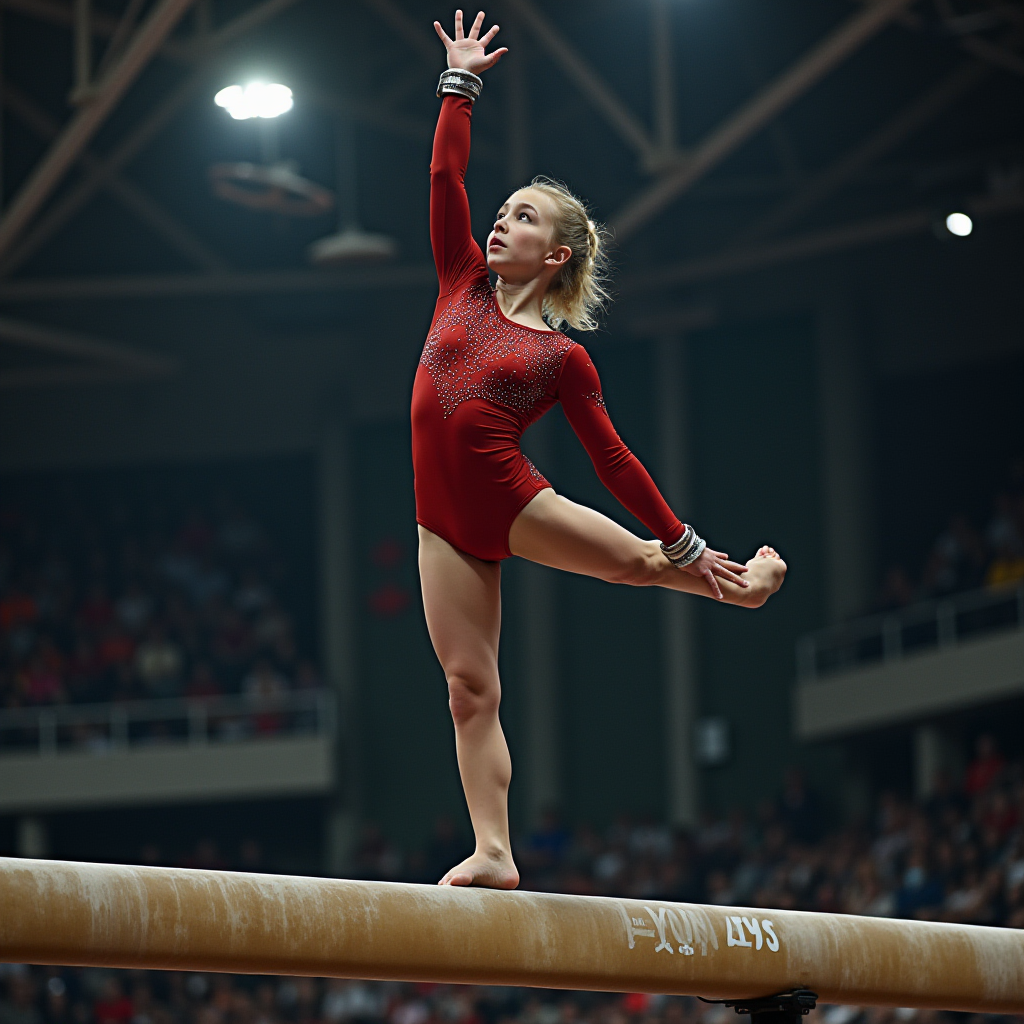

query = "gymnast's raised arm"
429;11;506;293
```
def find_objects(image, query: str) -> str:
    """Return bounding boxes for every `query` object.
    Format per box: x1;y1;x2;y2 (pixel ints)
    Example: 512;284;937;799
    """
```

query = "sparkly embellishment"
421;281;575;417
523;455;547;484
583;390;607;412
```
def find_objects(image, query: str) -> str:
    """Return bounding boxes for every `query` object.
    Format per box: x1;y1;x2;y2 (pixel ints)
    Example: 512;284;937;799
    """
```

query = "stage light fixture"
214;82;293;120
945;211;973;237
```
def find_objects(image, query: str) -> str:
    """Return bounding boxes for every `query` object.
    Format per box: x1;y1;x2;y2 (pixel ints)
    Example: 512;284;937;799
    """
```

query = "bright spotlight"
945;211;973;237
214;82;293;120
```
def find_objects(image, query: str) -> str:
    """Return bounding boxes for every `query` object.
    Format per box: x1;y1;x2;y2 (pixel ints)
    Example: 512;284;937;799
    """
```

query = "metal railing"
0;689;335;758
796;583;1024;683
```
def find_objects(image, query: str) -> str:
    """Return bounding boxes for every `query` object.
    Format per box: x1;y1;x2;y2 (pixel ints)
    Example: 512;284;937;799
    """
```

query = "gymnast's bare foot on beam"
439;847;520;889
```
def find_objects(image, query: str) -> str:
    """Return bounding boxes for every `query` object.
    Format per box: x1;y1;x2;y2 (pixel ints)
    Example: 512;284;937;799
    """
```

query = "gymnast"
414;10;787;889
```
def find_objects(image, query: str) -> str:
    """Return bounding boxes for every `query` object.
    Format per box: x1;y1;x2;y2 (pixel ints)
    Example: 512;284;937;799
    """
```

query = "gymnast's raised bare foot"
439;847;520;889
740;545;787;607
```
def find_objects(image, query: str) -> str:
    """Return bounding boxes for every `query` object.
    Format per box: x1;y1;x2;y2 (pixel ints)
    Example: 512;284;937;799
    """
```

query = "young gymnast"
414;10;787;889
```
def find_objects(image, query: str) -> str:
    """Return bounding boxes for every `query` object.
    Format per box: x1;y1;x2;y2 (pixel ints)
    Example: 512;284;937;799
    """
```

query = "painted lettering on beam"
726;915;779;952
618;903;720;956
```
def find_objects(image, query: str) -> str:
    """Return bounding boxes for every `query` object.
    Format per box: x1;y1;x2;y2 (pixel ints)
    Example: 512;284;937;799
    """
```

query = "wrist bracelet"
661;527;706;569
437;69;483;102
662;525;694;559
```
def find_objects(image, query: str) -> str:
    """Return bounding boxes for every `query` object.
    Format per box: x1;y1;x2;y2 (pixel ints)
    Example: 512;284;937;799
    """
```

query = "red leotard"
411;95;685;562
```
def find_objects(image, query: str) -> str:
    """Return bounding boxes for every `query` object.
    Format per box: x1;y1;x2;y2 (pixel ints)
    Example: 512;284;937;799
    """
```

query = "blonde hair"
522;176;612;332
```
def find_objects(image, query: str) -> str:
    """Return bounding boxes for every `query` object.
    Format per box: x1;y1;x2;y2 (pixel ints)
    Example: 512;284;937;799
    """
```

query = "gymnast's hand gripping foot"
415;12;786;889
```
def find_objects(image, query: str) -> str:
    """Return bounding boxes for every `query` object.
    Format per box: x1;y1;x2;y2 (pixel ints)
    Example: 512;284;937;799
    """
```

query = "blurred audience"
0;485;322;735
1;739;1019;1024
112;736;1022;932
875;461;1024;612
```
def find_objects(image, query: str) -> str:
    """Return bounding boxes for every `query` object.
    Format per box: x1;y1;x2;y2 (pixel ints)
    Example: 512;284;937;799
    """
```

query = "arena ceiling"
0;0;1020;387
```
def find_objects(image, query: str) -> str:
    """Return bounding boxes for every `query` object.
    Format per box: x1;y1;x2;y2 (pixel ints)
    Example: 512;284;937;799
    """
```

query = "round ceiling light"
214;82;293;120
944;212;973;237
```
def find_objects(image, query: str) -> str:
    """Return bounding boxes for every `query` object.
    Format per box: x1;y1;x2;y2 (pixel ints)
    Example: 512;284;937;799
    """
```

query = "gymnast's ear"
545;245;572;269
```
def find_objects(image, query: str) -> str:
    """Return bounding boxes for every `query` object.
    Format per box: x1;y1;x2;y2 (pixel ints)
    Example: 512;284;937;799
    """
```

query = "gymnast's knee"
447;671;500;725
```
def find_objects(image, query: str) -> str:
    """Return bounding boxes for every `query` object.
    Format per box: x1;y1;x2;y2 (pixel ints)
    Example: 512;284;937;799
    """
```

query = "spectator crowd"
875;462;1024;612
349;744;1023;930
0;482;322;729
2;737;1021;1024
126;736;1023;930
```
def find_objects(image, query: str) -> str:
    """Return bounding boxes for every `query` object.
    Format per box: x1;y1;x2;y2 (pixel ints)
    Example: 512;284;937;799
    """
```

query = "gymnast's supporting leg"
418;525;520;889
508;488;786;604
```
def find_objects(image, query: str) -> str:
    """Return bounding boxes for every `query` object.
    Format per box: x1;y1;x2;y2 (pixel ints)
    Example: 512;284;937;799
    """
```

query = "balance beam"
1;859;1021;1013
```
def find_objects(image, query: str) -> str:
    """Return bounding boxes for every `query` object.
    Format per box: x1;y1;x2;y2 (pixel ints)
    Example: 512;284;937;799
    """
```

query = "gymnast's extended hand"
433;9;508;73
681;543;750;602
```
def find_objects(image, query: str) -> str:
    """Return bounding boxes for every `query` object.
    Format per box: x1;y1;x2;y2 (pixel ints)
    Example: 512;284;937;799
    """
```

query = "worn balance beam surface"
1;859;1022;1014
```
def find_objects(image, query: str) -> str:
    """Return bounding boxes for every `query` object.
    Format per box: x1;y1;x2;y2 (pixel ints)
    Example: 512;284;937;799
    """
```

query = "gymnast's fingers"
713;562;749;587
716;557;749;574
434;21;454;47
703;567;724;601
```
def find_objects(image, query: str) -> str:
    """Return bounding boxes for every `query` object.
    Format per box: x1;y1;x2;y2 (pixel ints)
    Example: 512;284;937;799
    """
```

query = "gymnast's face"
486;188;571;285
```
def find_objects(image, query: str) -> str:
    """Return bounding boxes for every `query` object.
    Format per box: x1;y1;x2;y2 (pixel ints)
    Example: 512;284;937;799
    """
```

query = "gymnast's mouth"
488;238;506;250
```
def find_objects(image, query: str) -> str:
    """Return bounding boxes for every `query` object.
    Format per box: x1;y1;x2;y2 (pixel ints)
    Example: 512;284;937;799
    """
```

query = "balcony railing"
796;584;1024;683
0;689;335;757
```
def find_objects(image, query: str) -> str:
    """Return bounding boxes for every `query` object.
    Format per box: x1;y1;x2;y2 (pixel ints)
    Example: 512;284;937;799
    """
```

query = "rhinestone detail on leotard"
421;281;576;418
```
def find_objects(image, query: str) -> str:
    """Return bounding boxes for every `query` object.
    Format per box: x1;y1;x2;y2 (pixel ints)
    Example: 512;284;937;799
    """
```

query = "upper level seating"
0;472;322;746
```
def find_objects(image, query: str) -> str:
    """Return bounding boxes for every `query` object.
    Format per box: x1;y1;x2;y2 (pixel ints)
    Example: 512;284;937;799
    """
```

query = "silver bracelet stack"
661;525;706;569
437;69;484;103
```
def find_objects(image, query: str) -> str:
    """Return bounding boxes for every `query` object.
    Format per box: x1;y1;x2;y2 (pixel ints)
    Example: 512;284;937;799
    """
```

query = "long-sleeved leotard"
411;94;685;561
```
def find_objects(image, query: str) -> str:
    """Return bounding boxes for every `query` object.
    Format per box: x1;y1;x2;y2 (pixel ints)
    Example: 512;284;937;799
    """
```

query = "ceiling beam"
0;264;438;302
2;83;228;272
0;0;198;260
0;313;175;388
0;0;189;60
619;188;1023;294
0;0;331;276
609;0;918;242
505;0;659;167
0;69;209;276
737;59;991;245
959;33;1024;76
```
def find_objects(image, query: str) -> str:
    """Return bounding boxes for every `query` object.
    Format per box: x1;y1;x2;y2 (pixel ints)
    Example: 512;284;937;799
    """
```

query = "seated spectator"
16;648;64;705
134;625;183;699
895;847;945;919
94;979;134;1024
984;536;1024;589
874;566;915;611
965;735;1005;796
185;663;223;700
115;583;152;634
242;658;288;734
0;972;41;1024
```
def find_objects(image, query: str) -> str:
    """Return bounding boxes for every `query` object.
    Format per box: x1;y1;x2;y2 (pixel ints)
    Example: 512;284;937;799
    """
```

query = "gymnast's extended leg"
418;525;520;889
508;489;786;603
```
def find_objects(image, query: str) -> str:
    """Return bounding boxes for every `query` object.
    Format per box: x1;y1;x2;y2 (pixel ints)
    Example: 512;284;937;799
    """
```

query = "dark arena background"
0;0;1022;1020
